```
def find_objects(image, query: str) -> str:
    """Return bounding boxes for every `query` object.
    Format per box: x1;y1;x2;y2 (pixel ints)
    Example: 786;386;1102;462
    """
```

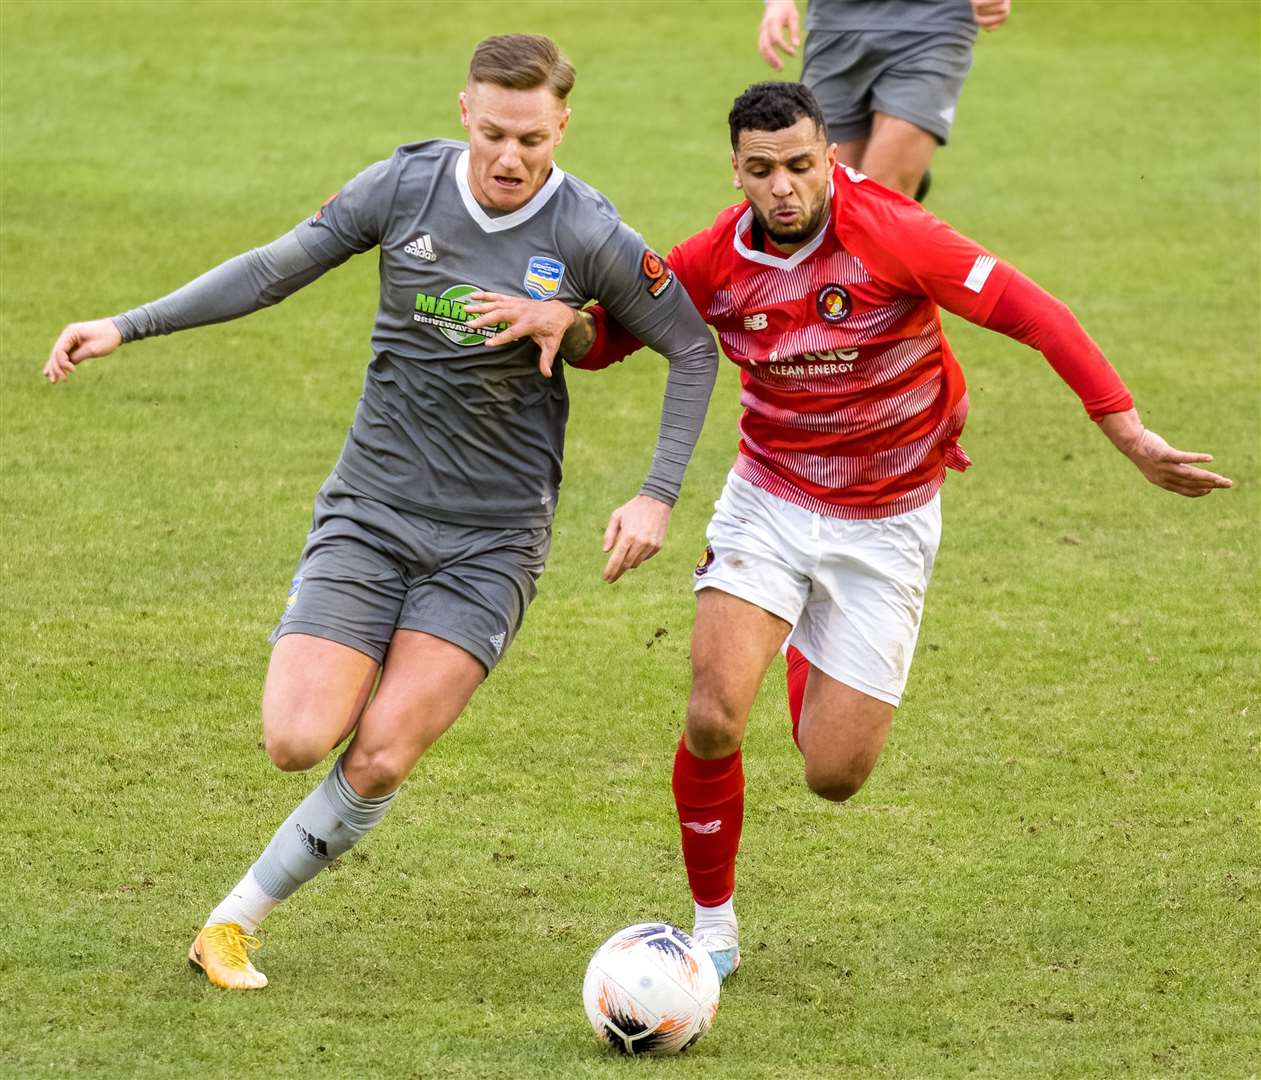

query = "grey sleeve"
113;154;400;343
111;229;327;342
579;222;718;506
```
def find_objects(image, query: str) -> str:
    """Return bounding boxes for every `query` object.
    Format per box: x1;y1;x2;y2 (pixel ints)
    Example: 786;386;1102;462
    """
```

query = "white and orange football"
581;923;721;1055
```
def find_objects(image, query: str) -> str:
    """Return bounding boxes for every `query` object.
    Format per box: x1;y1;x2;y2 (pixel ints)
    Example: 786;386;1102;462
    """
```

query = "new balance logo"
296;823;330;859
964;255;997;293
682;819;722;835
489;631;506;655
405;234;437;262
743;313;768;331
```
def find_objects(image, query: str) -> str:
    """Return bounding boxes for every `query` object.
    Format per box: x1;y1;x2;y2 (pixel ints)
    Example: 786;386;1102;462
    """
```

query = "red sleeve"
567;302;643;371
983;270;1134;420
840;184;1015;324
566;226;718;372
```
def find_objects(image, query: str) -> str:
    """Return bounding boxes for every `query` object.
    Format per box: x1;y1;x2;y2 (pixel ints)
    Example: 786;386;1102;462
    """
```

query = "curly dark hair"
728;82;826;150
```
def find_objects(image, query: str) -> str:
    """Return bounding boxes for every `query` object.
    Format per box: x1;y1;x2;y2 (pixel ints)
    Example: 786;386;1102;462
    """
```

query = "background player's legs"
262;634;380;771
857;112;938;198
797;666;894;802
833;136;870;173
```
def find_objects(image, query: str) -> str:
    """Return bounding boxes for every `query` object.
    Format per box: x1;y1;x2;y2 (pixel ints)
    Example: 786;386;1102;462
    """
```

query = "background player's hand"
758;0;801;71
44;318;123;382
601;494;671;583
971;0;1011;31
465;292;577;377
1099;410;1232;497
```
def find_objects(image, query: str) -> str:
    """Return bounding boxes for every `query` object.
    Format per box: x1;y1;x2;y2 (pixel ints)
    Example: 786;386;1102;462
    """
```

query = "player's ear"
731;151;742;189
826;141;838;170
555;105;572;145
458;89;471;131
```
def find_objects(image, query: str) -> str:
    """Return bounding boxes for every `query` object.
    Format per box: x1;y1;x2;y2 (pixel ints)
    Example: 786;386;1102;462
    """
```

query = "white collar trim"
732;180;835;270
455;149;566;233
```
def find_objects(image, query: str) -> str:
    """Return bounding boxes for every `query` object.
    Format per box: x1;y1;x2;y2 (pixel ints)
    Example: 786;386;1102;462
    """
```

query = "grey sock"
251;757;397;901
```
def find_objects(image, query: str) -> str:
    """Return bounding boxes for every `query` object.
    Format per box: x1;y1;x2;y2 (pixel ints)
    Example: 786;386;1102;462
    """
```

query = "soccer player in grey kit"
44;35;718;990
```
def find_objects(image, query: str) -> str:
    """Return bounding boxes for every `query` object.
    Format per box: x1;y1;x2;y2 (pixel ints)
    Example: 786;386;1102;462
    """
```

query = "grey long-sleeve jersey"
114;140;718;528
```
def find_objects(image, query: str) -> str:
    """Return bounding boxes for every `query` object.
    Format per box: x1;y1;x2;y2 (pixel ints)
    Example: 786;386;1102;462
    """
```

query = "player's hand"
971;0;1011;31
1099;410;1232;497
464;292;578;377
44;318;123;382
758;0;801;71
601;494;671;583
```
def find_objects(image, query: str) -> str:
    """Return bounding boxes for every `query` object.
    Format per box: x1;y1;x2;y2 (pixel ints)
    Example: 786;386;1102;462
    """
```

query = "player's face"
460;81;570;212
732;118;836;250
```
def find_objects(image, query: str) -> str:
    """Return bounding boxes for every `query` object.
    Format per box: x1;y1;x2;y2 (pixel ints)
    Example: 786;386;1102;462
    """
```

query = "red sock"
671;736;744;907
785;645;810;751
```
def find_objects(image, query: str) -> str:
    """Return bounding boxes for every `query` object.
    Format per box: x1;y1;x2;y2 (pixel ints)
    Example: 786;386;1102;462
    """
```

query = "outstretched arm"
982;271;1231;496
44;230;327;383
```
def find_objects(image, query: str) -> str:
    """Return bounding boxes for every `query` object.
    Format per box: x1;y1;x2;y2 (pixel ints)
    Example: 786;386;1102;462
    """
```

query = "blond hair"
468;34;576;100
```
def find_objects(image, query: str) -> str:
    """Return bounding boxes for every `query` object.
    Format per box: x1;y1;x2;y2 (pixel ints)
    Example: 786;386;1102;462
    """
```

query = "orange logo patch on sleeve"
641;249;674;299
310;191;339;224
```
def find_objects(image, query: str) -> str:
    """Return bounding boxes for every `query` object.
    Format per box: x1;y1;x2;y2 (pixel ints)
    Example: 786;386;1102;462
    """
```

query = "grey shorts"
803;29;975;145
272;472;550;673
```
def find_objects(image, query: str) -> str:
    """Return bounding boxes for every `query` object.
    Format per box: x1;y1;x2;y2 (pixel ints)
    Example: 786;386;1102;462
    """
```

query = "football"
582;923;721;1055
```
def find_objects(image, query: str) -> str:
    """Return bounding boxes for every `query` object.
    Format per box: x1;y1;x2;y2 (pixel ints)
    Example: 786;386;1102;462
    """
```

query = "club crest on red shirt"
816;283;851;323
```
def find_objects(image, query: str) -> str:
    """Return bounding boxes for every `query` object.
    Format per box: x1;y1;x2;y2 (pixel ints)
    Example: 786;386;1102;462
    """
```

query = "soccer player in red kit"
466;82;1232;982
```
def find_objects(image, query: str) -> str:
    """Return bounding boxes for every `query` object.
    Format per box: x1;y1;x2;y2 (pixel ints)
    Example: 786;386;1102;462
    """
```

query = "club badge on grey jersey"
524;256;565;300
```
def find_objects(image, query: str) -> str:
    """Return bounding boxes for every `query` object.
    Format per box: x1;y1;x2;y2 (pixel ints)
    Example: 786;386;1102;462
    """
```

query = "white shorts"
693;472;941;706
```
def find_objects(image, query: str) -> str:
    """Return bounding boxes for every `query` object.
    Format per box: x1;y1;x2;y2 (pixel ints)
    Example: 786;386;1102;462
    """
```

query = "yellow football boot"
188;923;268;990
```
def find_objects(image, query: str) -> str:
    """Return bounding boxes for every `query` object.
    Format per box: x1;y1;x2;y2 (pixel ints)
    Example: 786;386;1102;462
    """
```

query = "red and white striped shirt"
576;165;1131;519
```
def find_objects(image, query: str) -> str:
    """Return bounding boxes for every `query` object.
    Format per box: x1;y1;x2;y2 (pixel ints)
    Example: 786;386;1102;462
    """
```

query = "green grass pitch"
1;2;1258;1077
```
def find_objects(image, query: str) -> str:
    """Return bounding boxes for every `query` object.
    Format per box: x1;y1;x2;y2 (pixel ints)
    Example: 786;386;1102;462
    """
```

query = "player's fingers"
537;337;558;378
465;291;513;305
1162;449;1215;464
602;538;635;583
48;329;77;365
757;28;784;70
768;22;796;59
45;349;74;381
1159;468;1222;495
466;305;511;328
481;325;525;348
602;512;621;553
1173;464;1232;488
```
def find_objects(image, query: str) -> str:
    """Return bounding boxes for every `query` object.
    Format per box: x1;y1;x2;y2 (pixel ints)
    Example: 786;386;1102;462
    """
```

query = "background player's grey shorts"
272;472;550;673
803;29;976;145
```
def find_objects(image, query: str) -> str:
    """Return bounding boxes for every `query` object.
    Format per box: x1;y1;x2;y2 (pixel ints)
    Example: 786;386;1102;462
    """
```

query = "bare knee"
261;700;348;772
340;745;411;798
804;761;871;803
263;724;333;772
686;683;745;759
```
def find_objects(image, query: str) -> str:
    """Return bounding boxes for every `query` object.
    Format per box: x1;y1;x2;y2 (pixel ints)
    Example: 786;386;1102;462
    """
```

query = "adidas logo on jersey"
405;234;437;262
